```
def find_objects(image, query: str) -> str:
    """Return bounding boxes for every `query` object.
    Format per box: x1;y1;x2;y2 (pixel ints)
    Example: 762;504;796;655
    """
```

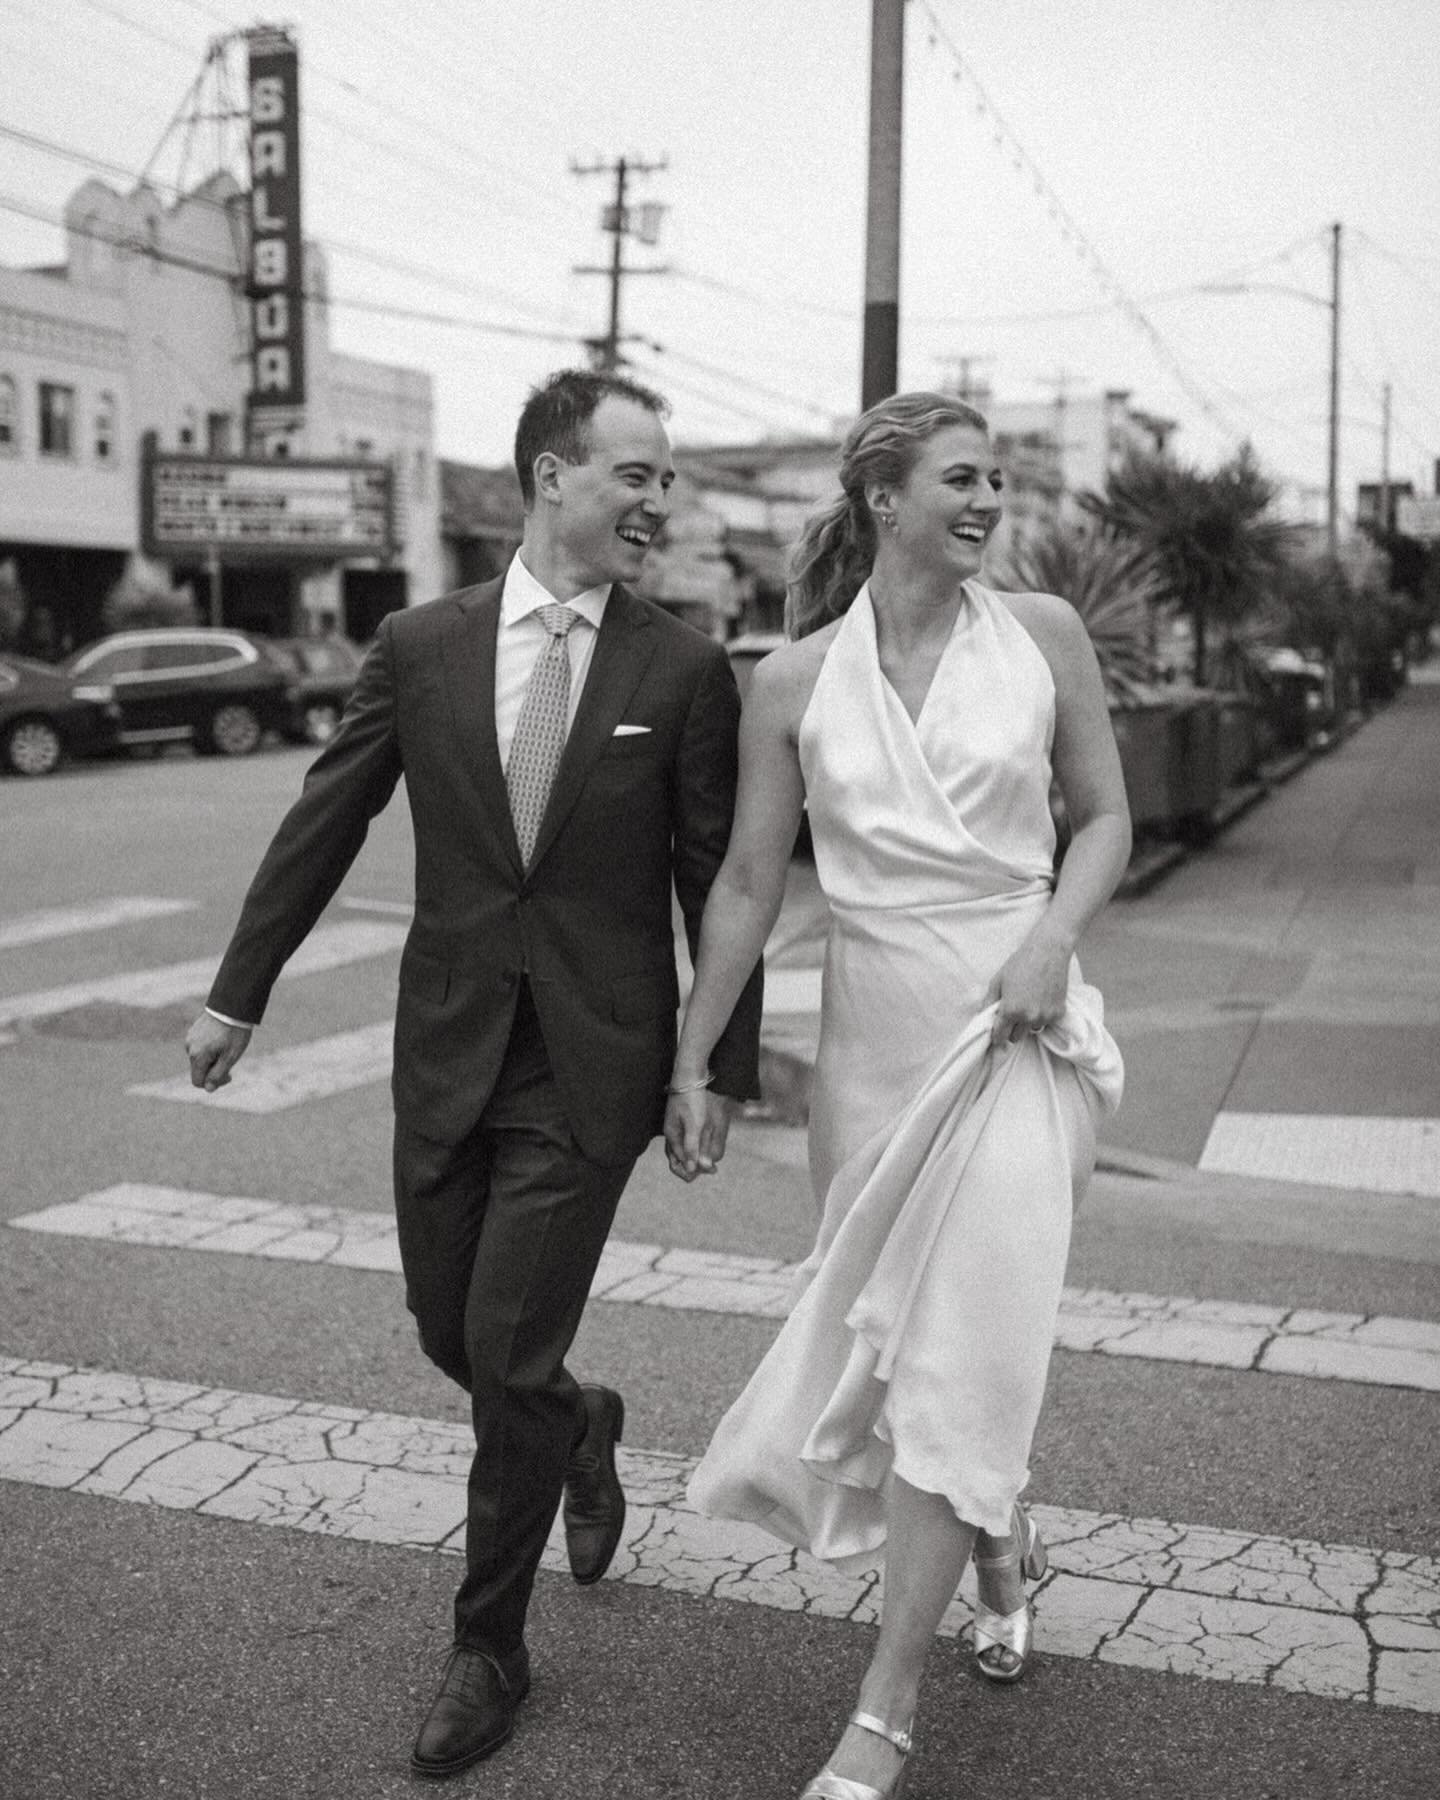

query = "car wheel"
302;701;341;744
2;716;64;777
208;703;263;756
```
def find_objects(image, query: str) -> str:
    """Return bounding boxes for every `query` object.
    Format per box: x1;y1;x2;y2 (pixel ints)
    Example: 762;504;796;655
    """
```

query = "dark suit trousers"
393;981;633;1653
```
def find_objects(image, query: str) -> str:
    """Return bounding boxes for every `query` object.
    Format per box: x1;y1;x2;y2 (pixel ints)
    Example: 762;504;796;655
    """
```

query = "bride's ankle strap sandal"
798;1712;914;1800
972;1503;1048;1684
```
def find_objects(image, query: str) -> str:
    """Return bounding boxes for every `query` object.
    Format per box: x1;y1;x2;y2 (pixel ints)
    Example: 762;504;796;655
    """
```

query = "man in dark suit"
185;369;763;1779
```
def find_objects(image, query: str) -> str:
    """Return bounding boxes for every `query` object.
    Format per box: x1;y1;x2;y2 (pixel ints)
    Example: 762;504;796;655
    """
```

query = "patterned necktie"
506;602;580;865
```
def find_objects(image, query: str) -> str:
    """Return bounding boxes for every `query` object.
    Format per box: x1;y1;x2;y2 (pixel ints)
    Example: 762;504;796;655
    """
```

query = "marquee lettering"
251;131;286;179
251;75;286;124
253;239;288;287
255;346;291;391
248;36;304;412
252;185;287;232
254;294;290;338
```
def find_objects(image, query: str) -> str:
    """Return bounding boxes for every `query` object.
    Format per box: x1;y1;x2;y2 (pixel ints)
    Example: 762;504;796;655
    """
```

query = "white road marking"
129;968;824;1111
0;920;407;1031
130;1024;394;1111
14;1187;1440;1395
1202;1113;1440;1200
0;897;196;952
0;1356;1433;1712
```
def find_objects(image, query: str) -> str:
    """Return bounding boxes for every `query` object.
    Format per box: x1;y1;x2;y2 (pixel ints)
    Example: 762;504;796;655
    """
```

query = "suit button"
500;970;517;989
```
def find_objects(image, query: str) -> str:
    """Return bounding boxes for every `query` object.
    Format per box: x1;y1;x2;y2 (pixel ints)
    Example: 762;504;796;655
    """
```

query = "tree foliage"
1081;443;1296;681
996;522;1164;704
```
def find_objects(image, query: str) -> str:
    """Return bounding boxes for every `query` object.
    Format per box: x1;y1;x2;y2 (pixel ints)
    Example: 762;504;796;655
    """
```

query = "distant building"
0;171;440;653
673;387;1178;630
440;458;745;635
1355;480;1415;534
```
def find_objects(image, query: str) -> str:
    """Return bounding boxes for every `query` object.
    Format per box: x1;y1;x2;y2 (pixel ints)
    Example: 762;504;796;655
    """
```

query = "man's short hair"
514;368;669;507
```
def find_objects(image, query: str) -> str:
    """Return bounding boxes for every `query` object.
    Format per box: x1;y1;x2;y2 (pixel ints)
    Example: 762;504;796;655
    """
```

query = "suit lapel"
527;584;656;873
443;579;525;878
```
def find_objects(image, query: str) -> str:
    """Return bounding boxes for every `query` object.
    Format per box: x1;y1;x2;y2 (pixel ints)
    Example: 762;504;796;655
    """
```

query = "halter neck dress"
688;580;1123;1562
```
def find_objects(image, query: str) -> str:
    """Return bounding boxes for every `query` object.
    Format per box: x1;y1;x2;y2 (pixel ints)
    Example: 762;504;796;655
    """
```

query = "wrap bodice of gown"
688;581;1123;1560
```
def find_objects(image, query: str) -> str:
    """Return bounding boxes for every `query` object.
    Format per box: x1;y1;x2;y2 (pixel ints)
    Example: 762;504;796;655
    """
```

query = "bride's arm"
993;596;1131;1044
666;652;810;1178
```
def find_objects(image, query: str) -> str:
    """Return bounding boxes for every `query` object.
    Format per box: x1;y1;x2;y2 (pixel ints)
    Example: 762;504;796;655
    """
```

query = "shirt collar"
502;552;610;630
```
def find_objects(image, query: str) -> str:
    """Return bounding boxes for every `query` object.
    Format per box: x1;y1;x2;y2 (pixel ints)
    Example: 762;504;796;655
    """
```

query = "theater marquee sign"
143;453;395;560
247;28;305;420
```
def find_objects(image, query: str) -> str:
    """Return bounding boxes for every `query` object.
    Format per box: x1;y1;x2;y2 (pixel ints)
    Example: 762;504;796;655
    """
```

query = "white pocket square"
612;724;652;736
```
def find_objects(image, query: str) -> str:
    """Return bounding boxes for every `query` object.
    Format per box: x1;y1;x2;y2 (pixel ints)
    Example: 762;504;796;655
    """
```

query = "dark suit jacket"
208;578;764;1166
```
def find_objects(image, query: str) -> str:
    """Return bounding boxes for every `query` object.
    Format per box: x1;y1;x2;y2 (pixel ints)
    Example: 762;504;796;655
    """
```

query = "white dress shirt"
206;554;612;1034
495;552;610;770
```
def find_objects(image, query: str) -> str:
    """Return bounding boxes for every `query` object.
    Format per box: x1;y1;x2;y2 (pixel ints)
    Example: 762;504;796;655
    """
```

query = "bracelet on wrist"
666;1070;714;1095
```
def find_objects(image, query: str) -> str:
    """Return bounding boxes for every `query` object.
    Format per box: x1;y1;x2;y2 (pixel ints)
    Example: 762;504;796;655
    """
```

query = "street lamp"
1197;223;1342;556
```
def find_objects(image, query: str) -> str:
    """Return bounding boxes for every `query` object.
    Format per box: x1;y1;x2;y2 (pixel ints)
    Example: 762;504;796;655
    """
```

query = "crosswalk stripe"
1;1354;1433;1712
129;1025;393;1112
14;1186;1440;1395
0;920;407;1032
0;897;196;952
1202;1113;1440;1200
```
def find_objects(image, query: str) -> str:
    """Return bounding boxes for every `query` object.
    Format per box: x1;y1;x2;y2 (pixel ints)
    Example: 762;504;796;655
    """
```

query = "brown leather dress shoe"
563;1384;626;1585
410;1642;530;1779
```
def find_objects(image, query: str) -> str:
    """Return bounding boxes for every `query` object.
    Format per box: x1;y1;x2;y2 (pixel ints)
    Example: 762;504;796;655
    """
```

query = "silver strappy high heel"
971;1502;1048;1683
798;1711;914;1799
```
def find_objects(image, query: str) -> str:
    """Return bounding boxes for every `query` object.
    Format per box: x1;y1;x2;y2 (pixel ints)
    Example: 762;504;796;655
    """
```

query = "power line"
0;191;583;345
916;0;1246;443
0;118;587;334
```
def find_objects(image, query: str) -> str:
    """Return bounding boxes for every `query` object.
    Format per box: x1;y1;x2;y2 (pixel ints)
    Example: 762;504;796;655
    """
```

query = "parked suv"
0;654;121;776
64;628;293;757
260;634;365;744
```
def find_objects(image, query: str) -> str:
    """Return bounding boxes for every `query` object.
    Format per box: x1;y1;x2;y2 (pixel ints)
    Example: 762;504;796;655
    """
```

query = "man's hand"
663;1090;737;1183
185;1012;252;1093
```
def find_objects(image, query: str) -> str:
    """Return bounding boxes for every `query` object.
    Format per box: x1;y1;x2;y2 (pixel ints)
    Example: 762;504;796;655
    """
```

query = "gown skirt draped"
688;581;1123;1565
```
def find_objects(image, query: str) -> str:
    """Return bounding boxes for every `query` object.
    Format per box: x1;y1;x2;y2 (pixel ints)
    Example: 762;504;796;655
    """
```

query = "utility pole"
1327;220;1342;557
1379;380;1392;535
861;0;904;410
571;154;669;372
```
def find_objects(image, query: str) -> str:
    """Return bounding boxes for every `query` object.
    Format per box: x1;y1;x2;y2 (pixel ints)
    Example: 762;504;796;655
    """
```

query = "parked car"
259;634;365;744
63;628;293;757
0;654;121;776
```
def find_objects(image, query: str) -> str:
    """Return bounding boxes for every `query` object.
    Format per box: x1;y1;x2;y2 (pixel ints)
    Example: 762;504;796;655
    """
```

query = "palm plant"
1081;443;1295;683
996;521;1165;704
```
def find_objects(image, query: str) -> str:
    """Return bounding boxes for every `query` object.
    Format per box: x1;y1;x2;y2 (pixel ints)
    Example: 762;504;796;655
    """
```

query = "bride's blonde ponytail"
783;392;990;641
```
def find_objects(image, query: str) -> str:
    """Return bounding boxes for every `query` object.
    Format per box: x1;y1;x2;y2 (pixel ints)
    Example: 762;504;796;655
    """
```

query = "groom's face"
552;397;675;587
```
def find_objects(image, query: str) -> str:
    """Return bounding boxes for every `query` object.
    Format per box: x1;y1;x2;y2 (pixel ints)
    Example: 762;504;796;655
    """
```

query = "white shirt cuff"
205;1005;257;1031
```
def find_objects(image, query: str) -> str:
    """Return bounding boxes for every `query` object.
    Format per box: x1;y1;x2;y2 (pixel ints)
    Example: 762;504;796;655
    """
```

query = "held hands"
989;923;1072;1048
663;1088;736;1182
185;1011;252;1092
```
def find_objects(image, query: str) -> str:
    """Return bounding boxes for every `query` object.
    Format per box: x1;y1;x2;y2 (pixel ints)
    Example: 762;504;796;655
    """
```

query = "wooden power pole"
861;0;904;410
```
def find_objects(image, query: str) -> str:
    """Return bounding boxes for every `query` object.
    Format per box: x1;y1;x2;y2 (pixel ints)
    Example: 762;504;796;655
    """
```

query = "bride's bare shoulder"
748;620;843;726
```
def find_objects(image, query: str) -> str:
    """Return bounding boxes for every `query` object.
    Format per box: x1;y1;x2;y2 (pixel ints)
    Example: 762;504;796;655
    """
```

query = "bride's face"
891;425;1004;580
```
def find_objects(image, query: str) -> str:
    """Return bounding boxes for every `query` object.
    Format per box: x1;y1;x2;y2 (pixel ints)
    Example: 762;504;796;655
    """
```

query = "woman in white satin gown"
664;393;1131;1800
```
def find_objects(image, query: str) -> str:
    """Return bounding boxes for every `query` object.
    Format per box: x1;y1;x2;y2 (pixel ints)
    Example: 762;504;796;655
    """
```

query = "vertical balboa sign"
247;28;304;422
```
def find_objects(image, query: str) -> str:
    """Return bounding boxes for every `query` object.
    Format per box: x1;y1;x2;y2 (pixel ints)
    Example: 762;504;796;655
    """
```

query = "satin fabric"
689;581;1123;1560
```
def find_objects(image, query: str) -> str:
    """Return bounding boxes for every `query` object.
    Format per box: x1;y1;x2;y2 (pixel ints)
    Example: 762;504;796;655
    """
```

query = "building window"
95;391;116;463
38;383;75;457
0;375;17;453
206;412;233;455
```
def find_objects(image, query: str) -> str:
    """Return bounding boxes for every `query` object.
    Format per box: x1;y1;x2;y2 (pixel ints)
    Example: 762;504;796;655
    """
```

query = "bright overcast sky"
2;0;1437;522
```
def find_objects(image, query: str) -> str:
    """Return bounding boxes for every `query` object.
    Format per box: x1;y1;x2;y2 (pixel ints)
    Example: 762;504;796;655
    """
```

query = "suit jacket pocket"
611;969;676;1023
